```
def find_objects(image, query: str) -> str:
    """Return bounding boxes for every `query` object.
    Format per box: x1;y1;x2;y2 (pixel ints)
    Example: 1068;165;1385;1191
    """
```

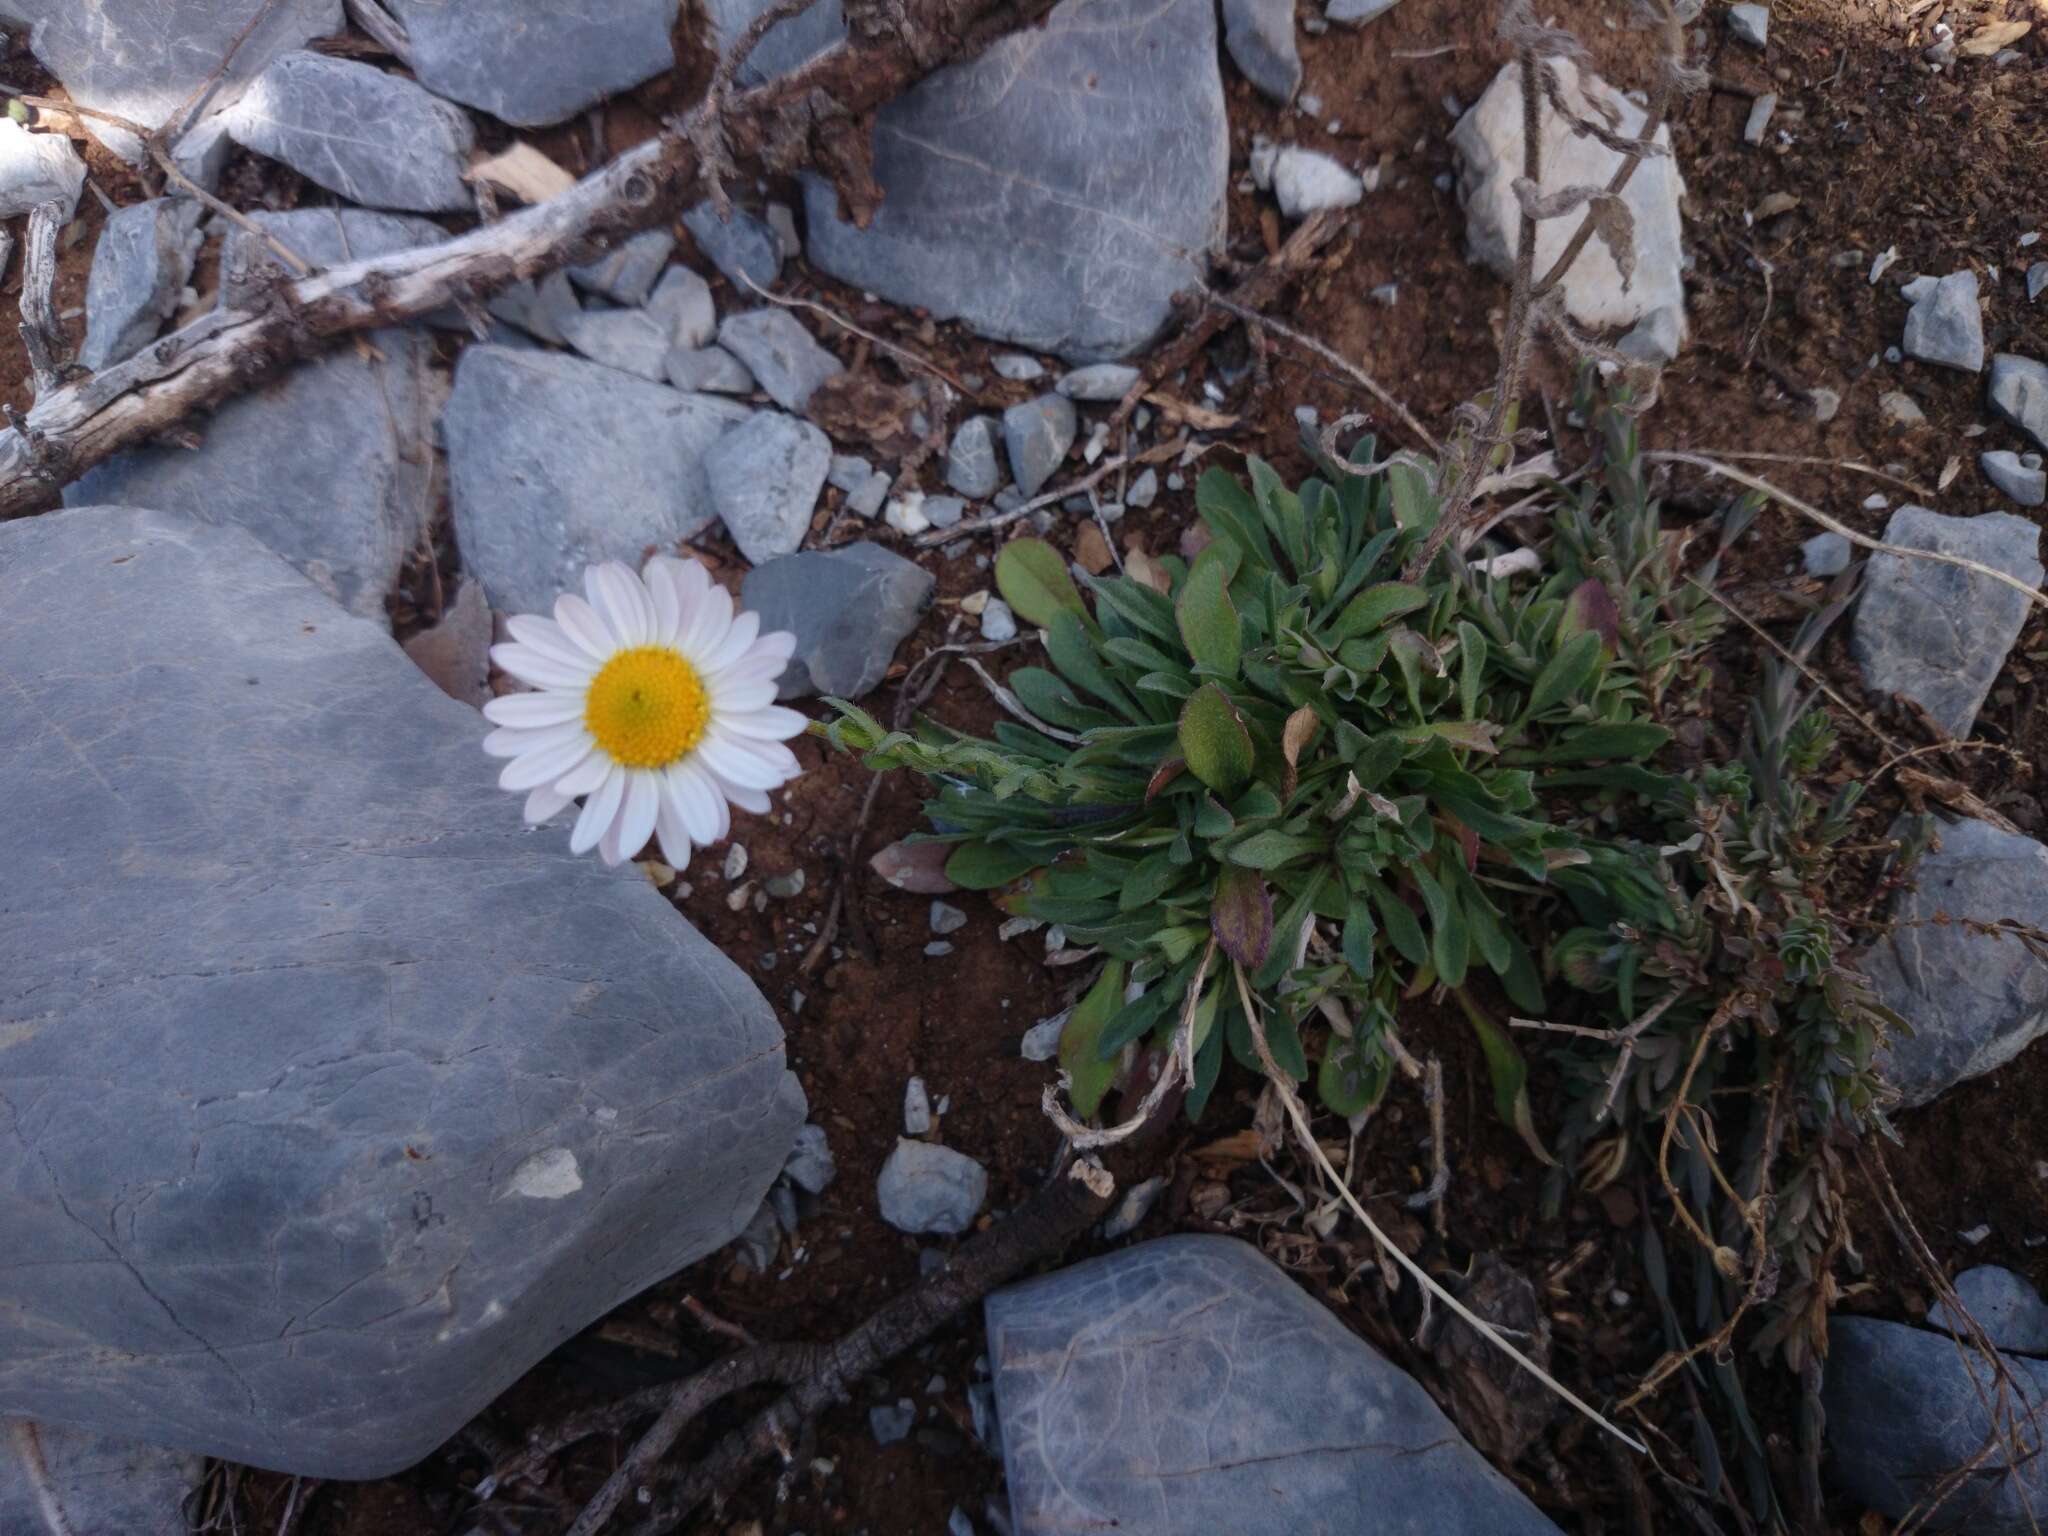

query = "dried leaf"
1211;865;1274;970
1937;455;1961;492
1511;177;1636;289
1560;576;1621;648
1073;521;1114;576
869;838;959;894
1960;19;2030;55
1144;756;1186;803
1125;545;1172;594
1280;705;1319;797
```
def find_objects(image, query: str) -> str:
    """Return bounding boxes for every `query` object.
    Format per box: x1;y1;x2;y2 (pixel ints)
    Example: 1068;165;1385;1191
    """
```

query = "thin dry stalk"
16;201;64;399
1044;939;1215;1148
1206;296;1441;454
917;444;1180;546
737;273;979;396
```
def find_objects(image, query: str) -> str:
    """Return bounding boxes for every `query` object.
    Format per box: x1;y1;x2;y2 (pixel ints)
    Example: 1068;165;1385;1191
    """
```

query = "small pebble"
991;353;1045;382
724;845;749;880
764;869;806;899
870;1399;917;1445
1960;1223;1993;1246
1127;467;1159;508
1369;282;1399;307
979;597;1018;643
924;941;954;958
1021;1011;1068;1061
949;1509;976;1536
904;1076;933;1136
1809;386;1841;423
931;900;968;935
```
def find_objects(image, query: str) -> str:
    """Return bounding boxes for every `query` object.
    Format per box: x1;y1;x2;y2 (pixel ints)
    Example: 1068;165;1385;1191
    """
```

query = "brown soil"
11;0;2048;1532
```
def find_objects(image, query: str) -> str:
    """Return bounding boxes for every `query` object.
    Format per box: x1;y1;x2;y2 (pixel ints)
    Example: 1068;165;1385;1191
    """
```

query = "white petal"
704;655;788;696
554;748;613;797
615;771;659;862
644;558;684;644
570;765;626;854
553;594;616;661
505;614;595;670
708;769;771;816
598;811;630;866
720;704;810;741
590;562;655;647
702;609;761;674
654;795;694;870
678;583;733;662
695;731;791;791
490;643;594;691
710;681;779;715
483;691;585;729
524;786;574;824
666;760;726;845
484;720;588;759
499;734;595;791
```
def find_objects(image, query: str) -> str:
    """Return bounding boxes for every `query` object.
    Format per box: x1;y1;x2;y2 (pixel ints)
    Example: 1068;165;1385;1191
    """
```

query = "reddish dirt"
10;1;2048;1532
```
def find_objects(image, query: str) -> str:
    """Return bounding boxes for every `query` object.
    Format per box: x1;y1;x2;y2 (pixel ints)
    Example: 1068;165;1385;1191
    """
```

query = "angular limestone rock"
987;1236;1565;1535
443;346;750;615
0;507;805;1477
78;197;205;370
802;0;1228;362
739;543;935;699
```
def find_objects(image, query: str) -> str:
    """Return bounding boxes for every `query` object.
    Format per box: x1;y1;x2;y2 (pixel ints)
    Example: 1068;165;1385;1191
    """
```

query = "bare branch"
17;201;65;400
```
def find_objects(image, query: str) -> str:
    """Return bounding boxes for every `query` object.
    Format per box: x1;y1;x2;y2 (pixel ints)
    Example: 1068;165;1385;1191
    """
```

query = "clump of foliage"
823;418;1719;1146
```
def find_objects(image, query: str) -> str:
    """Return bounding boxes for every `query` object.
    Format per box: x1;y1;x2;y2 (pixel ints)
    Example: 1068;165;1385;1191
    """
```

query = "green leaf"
1098;965;1186;1057
1264;1007;1310;1083
1045;612;1133;714
1456;992;1556;1166
1060;959;1127;1119
1368;879;1428;966
1387;455;1439;531
1411;863;1468;987
944;841;1037;890
995;537;1087;628
1178;684;1254;794
1457;620;1488;720
1194;469;1275;568
1526;629;1604;717
1211;865;1273;969
1186;1025;1224;1120
1328;582;1430;644
1225;829;1324;870
1341;899;1377;980
1318;1032;1391;1117
1527;722;1673;762
1176;555;1242;678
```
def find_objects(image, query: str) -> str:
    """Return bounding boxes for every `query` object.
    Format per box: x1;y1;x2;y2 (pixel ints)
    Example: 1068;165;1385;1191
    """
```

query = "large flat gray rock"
986;1235;1564;1535
1865;816;2048;1106
1222;0;1302;104
1825;1316;2048;1532
739;543;934;700
78;197;205;370
0;118;86;220
9;0;340;161
1849;506;2042;739
703;0;846;84
801;0;1228;362
444;346;750;616
227;52;475;213
0;507;805;1478
1926;1267;2048;1355
2;1420;201;1536
380;0;682;127
66;327;434;622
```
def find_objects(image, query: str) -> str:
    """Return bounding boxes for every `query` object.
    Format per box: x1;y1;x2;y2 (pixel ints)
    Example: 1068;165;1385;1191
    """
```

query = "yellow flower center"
584;646;709;768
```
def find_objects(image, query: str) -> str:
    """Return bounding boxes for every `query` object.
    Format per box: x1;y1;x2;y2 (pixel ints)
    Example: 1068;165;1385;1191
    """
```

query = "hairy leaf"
995;537;1087;628
1211;864;1274;969
1176;555;1242;678
1178;684;1254;794
1060;958;1127;1118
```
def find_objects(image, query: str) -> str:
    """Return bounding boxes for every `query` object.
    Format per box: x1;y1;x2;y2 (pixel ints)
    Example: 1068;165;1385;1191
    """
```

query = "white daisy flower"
481;556;805;868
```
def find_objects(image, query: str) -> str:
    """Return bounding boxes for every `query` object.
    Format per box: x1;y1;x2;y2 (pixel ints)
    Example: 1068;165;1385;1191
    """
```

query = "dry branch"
16;201;65;401
0;0;1061;518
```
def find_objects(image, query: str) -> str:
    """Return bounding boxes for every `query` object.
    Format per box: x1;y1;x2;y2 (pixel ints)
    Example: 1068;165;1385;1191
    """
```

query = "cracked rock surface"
0;507;805;1477
986;1235;1564;1534
381;0;681;127
801;0;1228;362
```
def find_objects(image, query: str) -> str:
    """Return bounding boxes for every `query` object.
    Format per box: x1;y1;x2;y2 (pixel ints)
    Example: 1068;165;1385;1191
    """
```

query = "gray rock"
216;207;451;310
1003;395;1078;499
1983;450;2047;507
1926;1267;2048;1354
68;327;433;622
1618;304;1685;365
1810;386;1842;423
2029;262;2048;304
766;202;801;258
1880;389;1927;429
784;1123;837;1195
802;0;1227;362
703;0;847;85
1865;816;2048;1106
904;1076;934;1135
1990;354;2048;451
1127;467;1159;508
560;307;675;380
947;416;1004;498
1326;0;1403;20
992;354;1047;382
1;1420;203;1536
488;270;581;345
924;495;968;530
1271;146;1364;218
1849;506;2042;739
1056;364;1142;402
871;1398;917;1445
13;0;339;162
1802;531;1851;577
1825;1315;2048;1531
980;597;1018;642
733;1199;781;1271
847;471;892;519
828;454;874;492
1727;2;1769;47
0;507;804;1477
0;119;86;220
1901;270;1984;373
717;308;844;413
569;230;678;306
1743;91;1777;146
739;543;935;699
379;0;681;127
987;1236;1566;1535
665;344;756;394
443;346;750;615
1020;1013;1067;1061
227;53;475;213
649;265;718;348
931;901;968;935
78;198;205;370
1222;0;1301;104
877;1139;987;1235
1454;58;1685;337
705;410;832;564
1099;1175;1164;1240
683;201;784;294
400;577;493;708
